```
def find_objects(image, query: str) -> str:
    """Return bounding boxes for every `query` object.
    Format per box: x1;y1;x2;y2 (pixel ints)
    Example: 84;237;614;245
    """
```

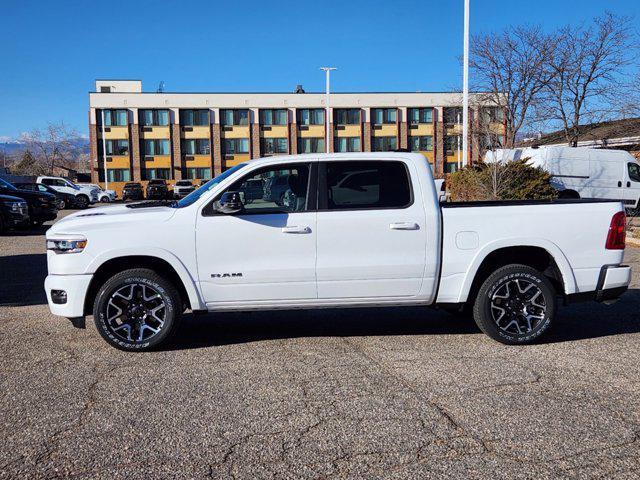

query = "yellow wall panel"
222;126;250;139
144;155;171;168
260;126;288;138
225;153;250;167
372;124;398;137
105;156;130;169
184;155;212;167
418;151;435;163
140;126;170;139
408;124;434;135
334;125;361;137
100;126;129;140
182;126;211;139
298;125;325;137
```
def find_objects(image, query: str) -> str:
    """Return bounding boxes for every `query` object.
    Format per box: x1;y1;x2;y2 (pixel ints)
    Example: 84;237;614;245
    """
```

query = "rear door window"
322;161;412;210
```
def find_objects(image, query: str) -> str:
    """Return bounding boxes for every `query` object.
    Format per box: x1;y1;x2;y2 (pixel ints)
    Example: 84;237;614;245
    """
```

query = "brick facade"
399;122;408;150
130;124;142;181
251;123;260;159
289;123;298;155
363;122;372;152
212;123;222;176
435;115;445;177
89;120;98;183
171;124;182;180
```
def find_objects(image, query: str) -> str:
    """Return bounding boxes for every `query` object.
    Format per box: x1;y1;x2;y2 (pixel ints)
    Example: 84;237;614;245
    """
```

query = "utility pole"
462;0;470;166
320;67;336;154
101;109;109;190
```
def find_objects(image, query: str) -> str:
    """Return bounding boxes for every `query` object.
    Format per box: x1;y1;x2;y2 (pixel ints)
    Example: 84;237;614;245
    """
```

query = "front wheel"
473;264;556;345
100;196;110;203
93;268;182;351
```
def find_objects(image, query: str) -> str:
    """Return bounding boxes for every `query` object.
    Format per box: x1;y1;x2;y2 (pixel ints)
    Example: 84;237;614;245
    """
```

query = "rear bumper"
44;274;93;318
566;265;631;304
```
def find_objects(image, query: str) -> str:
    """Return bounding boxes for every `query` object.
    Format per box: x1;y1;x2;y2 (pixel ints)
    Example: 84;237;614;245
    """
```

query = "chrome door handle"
282;225;311;234
390;222;419;230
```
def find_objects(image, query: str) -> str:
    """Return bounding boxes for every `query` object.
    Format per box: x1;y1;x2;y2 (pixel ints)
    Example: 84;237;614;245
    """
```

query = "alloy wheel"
105;283;166;343
490;279;547;335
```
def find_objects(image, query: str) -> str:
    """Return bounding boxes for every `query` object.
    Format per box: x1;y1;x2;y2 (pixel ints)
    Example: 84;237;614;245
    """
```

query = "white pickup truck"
45;153;631;351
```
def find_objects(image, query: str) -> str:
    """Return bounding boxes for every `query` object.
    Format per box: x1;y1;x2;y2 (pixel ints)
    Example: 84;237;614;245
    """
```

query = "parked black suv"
146;179;170;200
0;193;29;234
0;178;58;226
122;182;144;201
14;182;77;210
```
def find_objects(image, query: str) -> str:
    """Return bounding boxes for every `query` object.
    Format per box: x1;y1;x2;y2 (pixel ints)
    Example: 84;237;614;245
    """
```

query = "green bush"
448;158;557;202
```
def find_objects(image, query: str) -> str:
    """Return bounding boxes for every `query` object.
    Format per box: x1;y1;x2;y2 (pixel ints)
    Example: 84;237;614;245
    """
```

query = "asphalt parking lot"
1;208;640;479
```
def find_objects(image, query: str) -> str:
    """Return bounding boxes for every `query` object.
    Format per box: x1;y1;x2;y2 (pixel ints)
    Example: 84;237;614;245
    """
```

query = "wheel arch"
458;240;577;304
83;252;204;315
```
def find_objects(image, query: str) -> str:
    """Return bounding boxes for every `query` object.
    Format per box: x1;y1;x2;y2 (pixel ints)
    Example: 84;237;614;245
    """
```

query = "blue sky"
1;0;638;139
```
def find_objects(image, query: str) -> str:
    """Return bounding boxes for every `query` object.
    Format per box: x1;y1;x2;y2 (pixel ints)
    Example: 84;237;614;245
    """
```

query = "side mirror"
215;191;244;214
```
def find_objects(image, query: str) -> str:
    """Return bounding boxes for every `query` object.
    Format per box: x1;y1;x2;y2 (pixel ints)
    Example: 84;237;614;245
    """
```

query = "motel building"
89;80;506;195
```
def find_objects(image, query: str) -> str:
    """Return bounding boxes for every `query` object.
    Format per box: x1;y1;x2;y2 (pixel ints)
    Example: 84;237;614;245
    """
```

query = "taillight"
605;211;626;250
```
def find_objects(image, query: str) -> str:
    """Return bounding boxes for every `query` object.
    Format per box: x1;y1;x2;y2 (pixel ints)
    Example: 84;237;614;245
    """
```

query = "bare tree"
470;25;555;149
540;12;637;146
19;122;86;175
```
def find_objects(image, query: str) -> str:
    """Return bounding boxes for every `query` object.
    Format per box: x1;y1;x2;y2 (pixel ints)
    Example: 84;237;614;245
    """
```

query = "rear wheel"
93;268;182;351
76;194;89;209
100;196;110;203
473;264;556;345
558;190;579;199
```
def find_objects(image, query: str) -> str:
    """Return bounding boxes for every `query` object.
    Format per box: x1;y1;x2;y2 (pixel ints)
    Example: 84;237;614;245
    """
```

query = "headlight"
46;236;88;254
3;201;26;212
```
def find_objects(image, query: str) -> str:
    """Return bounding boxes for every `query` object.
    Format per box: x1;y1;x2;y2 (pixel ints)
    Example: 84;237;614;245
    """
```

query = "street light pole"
100;109;109;190
320;67;336;154
462;0;470;166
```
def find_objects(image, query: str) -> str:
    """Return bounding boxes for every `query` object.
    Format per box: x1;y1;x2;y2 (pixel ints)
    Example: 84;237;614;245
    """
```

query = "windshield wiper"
126;200;178;209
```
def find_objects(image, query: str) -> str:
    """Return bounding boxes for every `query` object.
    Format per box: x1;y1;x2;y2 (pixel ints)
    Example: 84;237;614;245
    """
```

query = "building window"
100;109;128;126
143;139;170;156
326;161;411;210
261;137;288;155
480;133;505;150
443;107;462;125
144;168;171;180
98;139;129;156
186;167;212;180
334;109;361;125
297;137;325;153
372;136;397;151
371;108;397;125
221;109;249;126
445;136;461;156
260;109;287;125
408;108;433;124
180;109;210;126
480;107;505;124
98;168;131;182
334;137;361;152
409;135;433;152
140;109;169;126
297;109;324;125
182;139;210;155
223;138;250;155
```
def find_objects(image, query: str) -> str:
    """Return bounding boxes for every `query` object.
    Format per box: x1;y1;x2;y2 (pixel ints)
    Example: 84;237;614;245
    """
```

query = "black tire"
473;264;556;345
93;268;182;351
100;196;110;203
76;194;90;209
558;190;579;199
0;215;5;235
59;199;66;210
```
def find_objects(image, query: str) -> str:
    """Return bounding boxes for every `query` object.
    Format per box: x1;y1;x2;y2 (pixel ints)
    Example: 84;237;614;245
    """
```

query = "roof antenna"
157;81;165;93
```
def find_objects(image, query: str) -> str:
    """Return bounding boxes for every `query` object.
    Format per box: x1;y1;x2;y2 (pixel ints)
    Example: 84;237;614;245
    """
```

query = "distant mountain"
0;137;90;155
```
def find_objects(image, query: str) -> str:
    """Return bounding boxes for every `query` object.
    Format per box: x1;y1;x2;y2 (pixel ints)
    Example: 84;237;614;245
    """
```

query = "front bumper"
44;274;93;318
5;209;29;226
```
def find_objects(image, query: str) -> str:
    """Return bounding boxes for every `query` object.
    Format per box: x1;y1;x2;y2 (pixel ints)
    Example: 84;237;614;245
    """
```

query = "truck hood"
49;204;177;235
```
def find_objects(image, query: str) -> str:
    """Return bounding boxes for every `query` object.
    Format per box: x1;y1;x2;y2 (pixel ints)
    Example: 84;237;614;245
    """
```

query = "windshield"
65;180;80;190
176;163;248;208
0;178;17;191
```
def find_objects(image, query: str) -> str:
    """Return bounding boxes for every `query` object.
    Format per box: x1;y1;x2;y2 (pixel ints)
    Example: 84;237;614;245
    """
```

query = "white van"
485;147;640;208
